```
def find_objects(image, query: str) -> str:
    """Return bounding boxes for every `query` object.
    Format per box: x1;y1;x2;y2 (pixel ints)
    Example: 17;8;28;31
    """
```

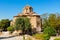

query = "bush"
7;26;14;33
33;33;50;40
54;38;60;40
43;26;57;36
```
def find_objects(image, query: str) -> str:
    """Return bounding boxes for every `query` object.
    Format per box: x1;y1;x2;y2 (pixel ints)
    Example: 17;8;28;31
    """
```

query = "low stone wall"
0;31;12;37
0;31;21;37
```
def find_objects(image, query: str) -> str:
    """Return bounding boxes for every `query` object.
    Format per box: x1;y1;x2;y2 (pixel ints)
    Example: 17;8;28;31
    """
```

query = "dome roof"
23;5;33;14
23;5;33;10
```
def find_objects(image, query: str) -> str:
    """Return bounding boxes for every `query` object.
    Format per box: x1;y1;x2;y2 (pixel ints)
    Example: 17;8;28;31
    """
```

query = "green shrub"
43;26;57;36
54;38;60;40
7;26;14;33
33;33;50;40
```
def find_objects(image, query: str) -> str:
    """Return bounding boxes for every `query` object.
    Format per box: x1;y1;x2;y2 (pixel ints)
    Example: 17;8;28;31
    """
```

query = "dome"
23;5;33;14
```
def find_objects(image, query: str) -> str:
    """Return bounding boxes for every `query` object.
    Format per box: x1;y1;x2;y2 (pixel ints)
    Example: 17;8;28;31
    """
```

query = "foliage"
42;14;57;28
56;16;60;35
41;13;60;35
7;26;14;33
0;19;10;31
15;17;32;34
48;14;57;27
41;13;49;31
43;26;56;36
33;33;50;40
54;38;60;40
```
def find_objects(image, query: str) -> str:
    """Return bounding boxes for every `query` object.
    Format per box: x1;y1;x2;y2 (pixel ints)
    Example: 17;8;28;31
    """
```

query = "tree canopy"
0;19;10;31
41;13;60;35
15;17;32;34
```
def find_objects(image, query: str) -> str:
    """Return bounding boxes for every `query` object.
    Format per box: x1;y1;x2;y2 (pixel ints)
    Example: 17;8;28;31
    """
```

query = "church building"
11;5;42;32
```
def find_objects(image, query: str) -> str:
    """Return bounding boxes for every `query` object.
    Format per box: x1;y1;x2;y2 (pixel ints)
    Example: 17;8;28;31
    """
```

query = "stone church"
11;5;42;32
